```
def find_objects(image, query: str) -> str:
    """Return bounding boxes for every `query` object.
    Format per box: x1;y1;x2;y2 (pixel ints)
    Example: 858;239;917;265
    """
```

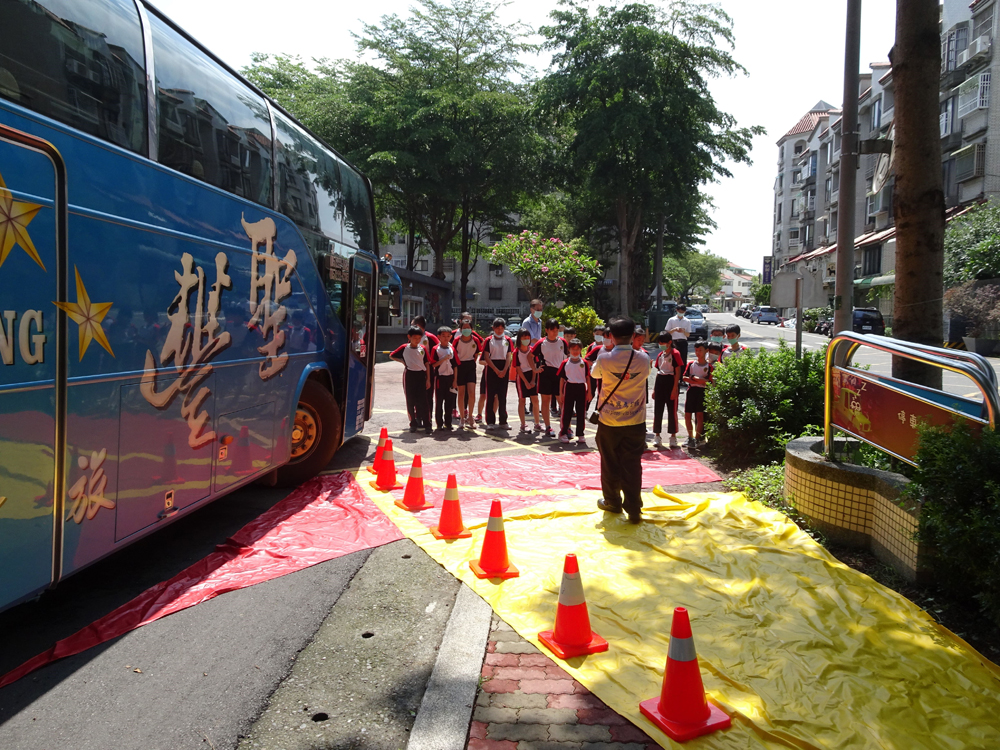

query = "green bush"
705;341;825;465
541;304;603;346
908;421;1000;624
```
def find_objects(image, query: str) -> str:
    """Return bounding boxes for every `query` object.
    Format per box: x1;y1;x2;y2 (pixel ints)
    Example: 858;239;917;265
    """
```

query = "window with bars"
488;287;503;301
941;98;955;137
958;72;991;118
973;10;993;41
956;142;987;181
942;26;970;72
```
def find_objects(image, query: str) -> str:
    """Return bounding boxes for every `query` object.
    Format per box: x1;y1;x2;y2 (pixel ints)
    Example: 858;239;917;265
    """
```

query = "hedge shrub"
705;341;825;464
909;421;1000;625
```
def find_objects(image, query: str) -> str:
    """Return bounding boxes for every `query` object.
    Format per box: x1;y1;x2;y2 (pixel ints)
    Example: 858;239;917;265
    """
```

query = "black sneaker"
628;513;642;525
597;499;622;514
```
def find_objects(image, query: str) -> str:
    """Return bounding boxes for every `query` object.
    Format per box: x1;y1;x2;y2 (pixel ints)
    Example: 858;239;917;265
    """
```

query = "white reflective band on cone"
558;571;587;607
668;636;697;663
384;450;394;461
486;515;505;532
444;488;458;500
411;467;422;478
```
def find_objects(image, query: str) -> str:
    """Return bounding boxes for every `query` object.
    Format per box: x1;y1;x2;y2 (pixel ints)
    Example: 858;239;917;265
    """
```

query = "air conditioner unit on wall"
959;49;970;66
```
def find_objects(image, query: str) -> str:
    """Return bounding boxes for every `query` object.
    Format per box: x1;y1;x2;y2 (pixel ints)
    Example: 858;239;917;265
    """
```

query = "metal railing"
825;332;1000;463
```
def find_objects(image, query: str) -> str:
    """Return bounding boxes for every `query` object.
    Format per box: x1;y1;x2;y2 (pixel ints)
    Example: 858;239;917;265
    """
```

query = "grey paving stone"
487;723;549;742
517;708;579;725
490;630;526;643
494;619;515;632
473;706;518;724
495;641;541;654
489;693;548;709
476;691;491;707
549;724;613;743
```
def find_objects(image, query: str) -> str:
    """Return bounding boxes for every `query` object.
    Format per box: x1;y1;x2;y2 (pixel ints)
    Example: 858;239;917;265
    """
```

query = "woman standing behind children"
652;334;683;448
513;330;542;432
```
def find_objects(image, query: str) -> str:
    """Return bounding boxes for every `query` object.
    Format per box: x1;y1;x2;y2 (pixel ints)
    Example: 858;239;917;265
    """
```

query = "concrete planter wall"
784;437;931;583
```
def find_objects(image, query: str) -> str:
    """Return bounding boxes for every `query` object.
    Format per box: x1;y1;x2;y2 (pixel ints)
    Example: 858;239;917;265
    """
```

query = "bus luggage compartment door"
115;380;215;541
0;132;61;609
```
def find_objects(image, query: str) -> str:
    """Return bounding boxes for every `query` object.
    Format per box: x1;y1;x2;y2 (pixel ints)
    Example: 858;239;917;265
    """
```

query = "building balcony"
830;189;839;205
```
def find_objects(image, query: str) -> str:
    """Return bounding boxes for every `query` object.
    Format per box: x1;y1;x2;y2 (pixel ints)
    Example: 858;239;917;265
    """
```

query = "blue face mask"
461;327;472;337
710;335;724;344
728;337;740;346
533;310;543;319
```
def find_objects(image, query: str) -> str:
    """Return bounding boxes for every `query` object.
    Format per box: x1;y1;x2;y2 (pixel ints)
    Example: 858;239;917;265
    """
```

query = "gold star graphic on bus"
0;169;45;271
53;268;114;361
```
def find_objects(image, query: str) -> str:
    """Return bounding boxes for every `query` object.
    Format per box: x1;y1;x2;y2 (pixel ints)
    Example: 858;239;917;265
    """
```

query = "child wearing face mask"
585;325;608;410
707;342;723;364
453;321;482;428
557;339;591;445
652;334;683;448
481;317;514;430
513;330;541;432
709;326;727;349
722;323;748;360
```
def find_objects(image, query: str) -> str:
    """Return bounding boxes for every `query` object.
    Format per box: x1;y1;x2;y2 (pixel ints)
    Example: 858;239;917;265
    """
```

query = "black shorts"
480;368;487;390
457;359;477;386
685;386;706;414
539;366;560;396
516;373;538;398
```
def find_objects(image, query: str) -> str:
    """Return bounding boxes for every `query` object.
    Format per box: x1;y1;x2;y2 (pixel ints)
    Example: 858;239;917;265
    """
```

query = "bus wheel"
276;380;341;487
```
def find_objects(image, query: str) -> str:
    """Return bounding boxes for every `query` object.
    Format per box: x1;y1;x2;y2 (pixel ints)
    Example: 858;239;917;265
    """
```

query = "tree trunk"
459;199;471;316
616;199;643;318
891;0;945;387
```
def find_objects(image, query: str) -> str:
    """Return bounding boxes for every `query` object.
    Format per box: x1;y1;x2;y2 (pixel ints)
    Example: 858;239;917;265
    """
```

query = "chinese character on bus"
242;215;297;380
140;252;232;448
67;448;114;523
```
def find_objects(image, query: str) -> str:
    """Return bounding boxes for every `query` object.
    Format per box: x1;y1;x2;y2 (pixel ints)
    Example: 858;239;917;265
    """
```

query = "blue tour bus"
0;0;403;613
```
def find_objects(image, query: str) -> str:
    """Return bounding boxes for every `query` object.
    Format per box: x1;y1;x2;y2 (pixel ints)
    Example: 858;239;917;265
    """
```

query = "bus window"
350;265;371;361
273;111;344;242
342;167;374;251
149;14;272;206
0;0;147;154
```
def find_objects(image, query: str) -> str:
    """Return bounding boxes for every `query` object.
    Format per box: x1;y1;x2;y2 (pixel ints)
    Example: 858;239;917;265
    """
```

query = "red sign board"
830;368;983;462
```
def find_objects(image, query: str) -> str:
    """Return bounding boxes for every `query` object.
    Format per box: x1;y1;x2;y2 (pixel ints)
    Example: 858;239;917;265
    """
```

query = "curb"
407;583;493;750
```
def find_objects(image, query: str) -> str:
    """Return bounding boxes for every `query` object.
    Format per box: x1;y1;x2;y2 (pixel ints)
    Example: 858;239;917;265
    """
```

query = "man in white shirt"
665;304;692;364
590;318;652;523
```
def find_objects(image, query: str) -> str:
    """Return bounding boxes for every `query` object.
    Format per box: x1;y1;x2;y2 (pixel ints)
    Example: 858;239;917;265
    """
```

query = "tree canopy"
537;1;762;316
944;201;1000;287
662;250;727;301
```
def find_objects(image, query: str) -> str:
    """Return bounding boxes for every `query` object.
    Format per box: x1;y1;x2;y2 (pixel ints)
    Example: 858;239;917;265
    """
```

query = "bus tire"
276;380;341;487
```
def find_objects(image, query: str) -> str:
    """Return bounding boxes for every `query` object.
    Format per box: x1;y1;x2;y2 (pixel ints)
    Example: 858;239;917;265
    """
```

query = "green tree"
944;201;1000;287
661;250;727;301
749;280;771;305
537;1;762;316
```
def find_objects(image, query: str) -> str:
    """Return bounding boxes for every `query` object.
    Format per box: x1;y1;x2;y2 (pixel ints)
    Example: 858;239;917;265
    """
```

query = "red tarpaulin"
379;449;721;528
402;449;720;493
0;472;402;689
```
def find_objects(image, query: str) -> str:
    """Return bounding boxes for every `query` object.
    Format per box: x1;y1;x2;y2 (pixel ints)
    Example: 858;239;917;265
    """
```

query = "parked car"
684;308;709;339
506;320;523;339
751;306;781;325
853;308;886;335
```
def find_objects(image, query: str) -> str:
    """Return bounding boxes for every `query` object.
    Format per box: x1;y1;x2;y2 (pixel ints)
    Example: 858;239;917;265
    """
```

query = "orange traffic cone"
369;438;403;491
639;607;731;742
430;474;472;539
368;427;388;474
539;554;608;659
396;455;433;511
469;500;519;579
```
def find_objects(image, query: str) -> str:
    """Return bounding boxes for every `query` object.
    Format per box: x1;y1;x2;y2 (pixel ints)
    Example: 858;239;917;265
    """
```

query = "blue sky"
152;0;898;272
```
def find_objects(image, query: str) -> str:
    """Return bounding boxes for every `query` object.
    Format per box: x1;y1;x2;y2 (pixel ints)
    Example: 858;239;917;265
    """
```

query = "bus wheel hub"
291;407;319;460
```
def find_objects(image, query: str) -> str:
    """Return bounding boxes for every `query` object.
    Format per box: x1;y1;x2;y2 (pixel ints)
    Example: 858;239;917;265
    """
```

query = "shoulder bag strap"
595;350;636;414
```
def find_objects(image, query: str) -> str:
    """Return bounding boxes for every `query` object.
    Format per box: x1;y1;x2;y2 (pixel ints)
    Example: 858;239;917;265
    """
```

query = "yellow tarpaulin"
361;478;1000;749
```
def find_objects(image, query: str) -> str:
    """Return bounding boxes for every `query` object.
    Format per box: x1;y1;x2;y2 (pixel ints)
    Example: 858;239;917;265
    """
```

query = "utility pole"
834;0;862;336
891;0;945;388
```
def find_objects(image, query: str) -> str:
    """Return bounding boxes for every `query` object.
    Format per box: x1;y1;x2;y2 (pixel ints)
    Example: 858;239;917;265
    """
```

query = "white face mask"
533;309;543;319
594;335;603;343
493;332;504;339
461;327;472;337
709;354;719;363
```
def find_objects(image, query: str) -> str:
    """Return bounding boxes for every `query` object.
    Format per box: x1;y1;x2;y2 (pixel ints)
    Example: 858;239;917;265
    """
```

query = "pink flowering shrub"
490;230;600;302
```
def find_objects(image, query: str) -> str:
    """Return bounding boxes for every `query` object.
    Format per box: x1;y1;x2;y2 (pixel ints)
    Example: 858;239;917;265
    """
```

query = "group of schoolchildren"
389;312;748;449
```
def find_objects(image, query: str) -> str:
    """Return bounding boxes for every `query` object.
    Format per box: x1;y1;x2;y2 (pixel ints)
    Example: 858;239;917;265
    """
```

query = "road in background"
707;312;999;403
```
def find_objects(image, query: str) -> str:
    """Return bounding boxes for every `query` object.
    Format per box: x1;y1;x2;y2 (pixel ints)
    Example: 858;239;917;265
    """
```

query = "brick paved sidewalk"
467;615;659;750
